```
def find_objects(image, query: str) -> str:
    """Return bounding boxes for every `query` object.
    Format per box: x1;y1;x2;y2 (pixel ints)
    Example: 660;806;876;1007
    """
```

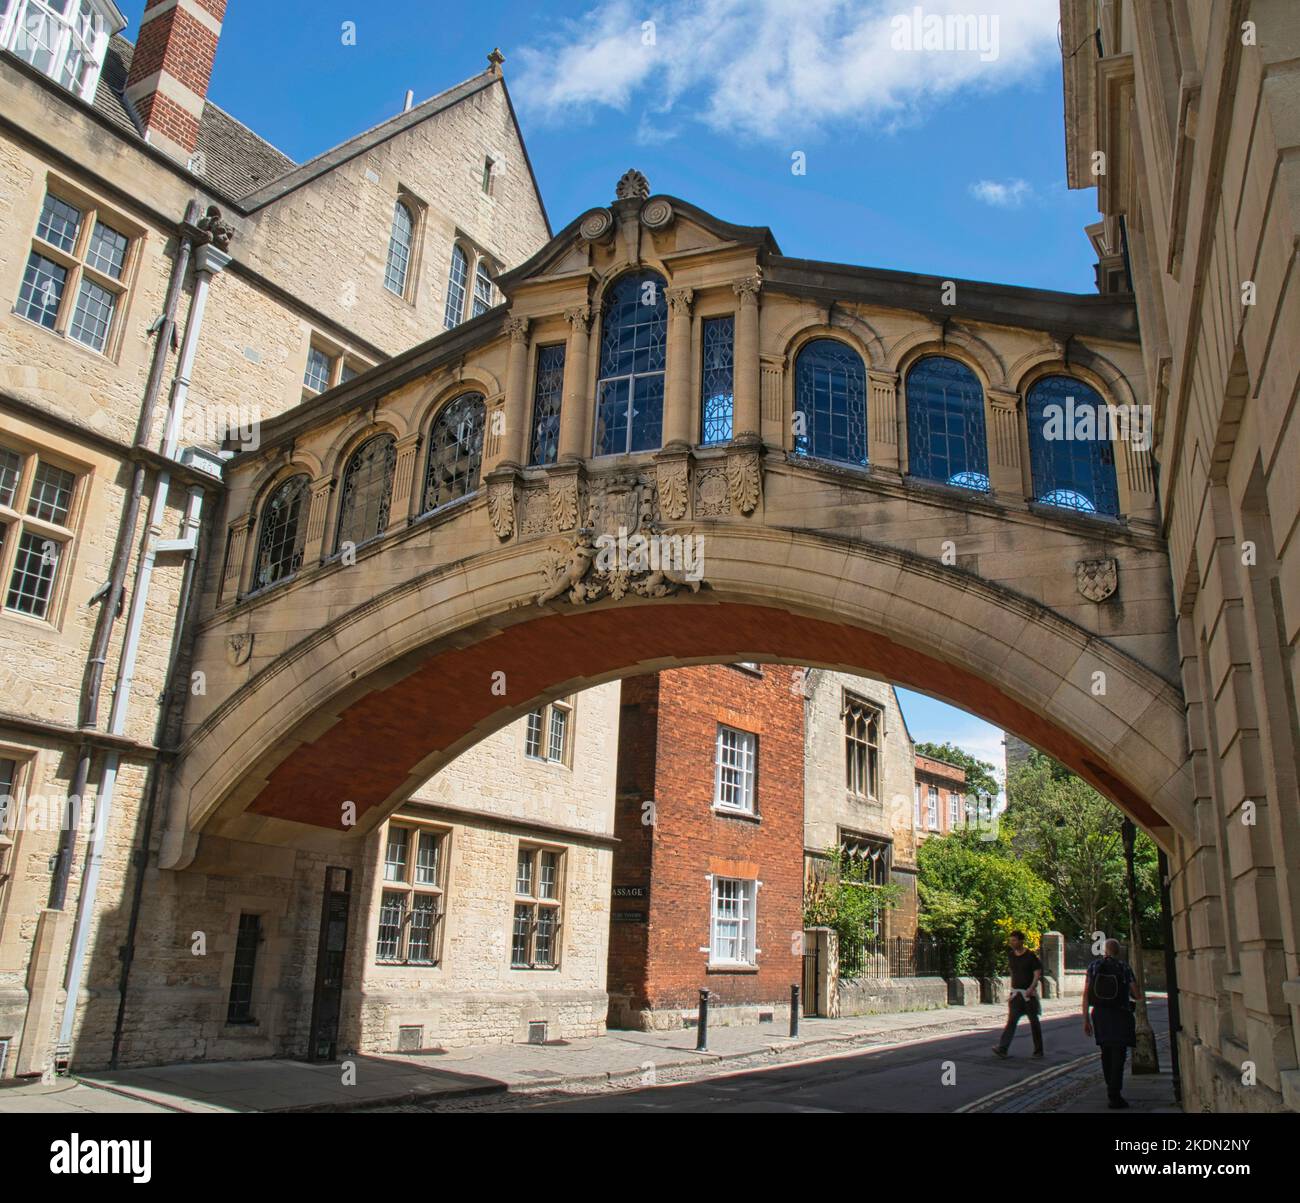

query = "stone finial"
488;47;505;74
616;169;651;201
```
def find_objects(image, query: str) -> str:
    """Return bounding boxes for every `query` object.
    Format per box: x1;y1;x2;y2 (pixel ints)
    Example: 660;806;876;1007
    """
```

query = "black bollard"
696;988;710;1051
790;983;800;1037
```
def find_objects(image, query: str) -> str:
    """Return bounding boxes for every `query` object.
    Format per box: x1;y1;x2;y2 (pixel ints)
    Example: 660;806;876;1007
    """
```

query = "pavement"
0;994;1178;1114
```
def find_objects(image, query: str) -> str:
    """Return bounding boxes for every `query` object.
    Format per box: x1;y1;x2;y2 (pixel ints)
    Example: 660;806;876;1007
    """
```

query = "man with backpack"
992;930;1044;1058
1083;938;1140;1109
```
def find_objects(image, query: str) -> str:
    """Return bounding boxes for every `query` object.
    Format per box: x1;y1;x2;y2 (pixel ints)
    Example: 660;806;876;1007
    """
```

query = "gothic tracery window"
905;355;989;491
423;393;485;513
594;271;667;456
255;473;310;589
334;434;396;553
1026;375;1120;517
793;338;867;467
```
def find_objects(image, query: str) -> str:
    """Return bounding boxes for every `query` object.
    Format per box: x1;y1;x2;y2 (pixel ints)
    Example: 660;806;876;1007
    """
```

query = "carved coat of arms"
1076;557;1118;603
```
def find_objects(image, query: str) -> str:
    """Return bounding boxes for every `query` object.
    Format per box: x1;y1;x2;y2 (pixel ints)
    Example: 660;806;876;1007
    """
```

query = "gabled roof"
92;36;296;201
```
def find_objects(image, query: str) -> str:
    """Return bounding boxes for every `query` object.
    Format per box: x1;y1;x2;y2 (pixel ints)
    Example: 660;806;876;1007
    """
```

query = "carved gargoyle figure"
196;205;234;252
634;564;702;598
537;529;598;605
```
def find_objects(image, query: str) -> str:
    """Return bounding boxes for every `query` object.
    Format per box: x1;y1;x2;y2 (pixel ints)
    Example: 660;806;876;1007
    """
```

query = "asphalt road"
503;1002;1170;1113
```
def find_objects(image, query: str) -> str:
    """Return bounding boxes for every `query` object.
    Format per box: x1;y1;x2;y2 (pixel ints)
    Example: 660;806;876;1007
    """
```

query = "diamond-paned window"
254;474;309;589
422;393;485;513
334;434;396;552
528;344;566;467
700;315;735;445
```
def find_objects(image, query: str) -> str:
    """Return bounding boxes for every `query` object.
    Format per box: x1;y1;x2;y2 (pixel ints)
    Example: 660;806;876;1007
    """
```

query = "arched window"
471;260;494;317
905;355;989;491
335;434;396;552
444;244;469;329
384;201;414;297
1026;375;1120;516
529;344;566;466
254;474;309;589
594;271;667;456
423;393;485;513
793;338;867;466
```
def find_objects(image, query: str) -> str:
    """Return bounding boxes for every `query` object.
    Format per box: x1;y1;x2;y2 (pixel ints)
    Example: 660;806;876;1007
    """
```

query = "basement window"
1;0;120;102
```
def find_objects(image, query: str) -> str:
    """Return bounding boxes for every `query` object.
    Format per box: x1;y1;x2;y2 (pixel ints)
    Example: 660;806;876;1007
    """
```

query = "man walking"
1083;938;1139;1109
992;930;1043;1058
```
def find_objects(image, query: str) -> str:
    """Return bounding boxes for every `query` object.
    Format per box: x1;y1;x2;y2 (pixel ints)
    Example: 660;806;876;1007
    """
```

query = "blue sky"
118;0;1093;787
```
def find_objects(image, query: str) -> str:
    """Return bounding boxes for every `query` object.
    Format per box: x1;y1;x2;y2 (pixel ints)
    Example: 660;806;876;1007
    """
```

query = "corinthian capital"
564;304;592;331
505;315;530;344
732;272;763;303
667;286;695;317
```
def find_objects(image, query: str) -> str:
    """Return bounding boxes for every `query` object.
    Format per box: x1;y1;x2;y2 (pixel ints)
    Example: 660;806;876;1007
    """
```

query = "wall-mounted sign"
612;911;646;923
613;885;647;898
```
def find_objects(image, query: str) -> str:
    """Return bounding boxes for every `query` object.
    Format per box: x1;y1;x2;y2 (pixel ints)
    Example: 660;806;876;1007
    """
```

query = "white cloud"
514;1;1062;140
968;177;1034;207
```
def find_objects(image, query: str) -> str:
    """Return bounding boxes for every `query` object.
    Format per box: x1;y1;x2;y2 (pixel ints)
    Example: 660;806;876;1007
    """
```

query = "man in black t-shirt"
992;931;1044;1058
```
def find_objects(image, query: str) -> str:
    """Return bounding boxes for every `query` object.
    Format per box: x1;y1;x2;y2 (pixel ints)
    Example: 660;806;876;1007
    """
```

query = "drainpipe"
47;202;199;913
59;240;231;1052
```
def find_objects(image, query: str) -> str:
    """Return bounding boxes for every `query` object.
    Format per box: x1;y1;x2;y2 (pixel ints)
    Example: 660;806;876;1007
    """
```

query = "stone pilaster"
867;368;900;474
302;473;334;565
494;315;531;472
388;432;423;528
663;286;695;448
985;388;1026;500
558;305;592;462
220;514;252;604
732;274;762;441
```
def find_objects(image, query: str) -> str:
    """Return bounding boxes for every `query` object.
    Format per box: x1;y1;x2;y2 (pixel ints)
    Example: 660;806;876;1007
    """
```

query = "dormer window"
0;0;122;102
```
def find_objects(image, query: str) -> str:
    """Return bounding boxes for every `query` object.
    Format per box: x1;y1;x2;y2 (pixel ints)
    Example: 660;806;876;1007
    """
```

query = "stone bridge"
163;175;1187;869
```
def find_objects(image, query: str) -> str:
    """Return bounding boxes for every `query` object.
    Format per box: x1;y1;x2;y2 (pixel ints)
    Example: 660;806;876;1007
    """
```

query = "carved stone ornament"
505;315;530;343
536;526;704;607
227;632;254;667
695;465;730;517
656;457;690;520
640;197;674;230
196;205;234;252
578;208;615;242
564;304;592;332
487;475;517;539
726;445;762;515
1076;557;1118;603
732;271;763;302
666;286;694;318
549;473;583;532
615;169;651;201
584;471;657;538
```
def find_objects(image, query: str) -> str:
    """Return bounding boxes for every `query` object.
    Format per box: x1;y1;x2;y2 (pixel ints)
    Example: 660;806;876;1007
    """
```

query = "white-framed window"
375;821;446;964
844;694;881;798
927;783;939;830
710;877;756;965
302;337;367;398
511;845;563;968
384;199;414;297
16;188;135;355
0;441;81;621
0;0;115;101
524;698;572;766
714;724;756;813
949;791;961;827
913;781;921;826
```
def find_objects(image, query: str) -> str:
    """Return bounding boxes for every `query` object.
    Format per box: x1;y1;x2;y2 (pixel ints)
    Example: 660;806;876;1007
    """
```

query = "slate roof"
91;35;297;202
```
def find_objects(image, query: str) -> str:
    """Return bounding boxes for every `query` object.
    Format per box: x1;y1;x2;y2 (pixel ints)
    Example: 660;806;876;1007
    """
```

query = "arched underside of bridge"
164;526;1191;869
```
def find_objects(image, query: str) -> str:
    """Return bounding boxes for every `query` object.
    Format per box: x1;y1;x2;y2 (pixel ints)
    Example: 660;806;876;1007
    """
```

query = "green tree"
1003;750;1162;945
803;846;901;950
914;740;998;799
915;827;1054;977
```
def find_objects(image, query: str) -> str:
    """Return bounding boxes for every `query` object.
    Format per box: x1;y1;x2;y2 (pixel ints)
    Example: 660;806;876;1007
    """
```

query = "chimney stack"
125;0;227;165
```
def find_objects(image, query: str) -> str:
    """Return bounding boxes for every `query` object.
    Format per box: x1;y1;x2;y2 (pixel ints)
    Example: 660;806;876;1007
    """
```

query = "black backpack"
1090;957;1128;1008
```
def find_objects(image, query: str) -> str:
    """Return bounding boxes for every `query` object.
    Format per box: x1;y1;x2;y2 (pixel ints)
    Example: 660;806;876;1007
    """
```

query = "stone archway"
163;524;1190;869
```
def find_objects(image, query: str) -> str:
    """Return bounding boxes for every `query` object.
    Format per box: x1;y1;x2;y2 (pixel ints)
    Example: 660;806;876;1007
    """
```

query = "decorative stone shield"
227;632;254;666
1076;557;1118;603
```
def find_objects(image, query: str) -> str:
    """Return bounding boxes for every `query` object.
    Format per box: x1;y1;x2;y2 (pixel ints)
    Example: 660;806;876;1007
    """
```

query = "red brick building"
913;753;969;839
606;664;805;1030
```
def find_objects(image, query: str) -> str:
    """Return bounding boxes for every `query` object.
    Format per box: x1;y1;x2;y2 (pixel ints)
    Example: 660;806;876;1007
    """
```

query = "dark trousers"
1100;1042;1128;1099
997;993;1042;1053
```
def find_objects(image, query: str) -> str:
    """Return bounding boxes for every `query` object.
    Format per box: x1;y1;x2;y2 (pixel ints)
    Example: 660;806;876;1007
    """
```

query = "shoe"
1108;1096;1129;1110
992;1046;1008;1058
1032;1049;1044;1058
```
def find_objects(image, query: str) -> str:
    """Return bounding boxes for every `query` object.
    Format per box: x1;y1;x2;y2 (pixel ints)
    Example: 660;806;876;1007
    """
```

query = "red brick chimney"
124;0;227;165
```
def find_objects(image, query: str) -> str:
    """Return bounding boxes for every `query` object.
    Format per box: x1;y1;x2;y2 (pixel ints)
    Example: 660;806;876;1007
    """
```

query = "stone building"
802;669;919;943
606;665;806;1030
1061;0;1300;1112
913;753;969;841
0;0;549;1076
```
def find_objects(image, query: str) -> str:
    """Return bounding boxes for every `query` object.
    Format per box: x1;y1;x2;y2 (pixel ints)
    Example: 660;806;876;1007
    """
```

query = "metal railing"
838;932;946;980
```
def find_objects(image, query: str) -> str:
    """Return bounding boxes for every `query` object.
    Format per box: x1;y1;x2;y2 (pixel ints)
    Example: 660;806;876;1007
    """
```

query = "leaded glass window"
254;474;309;589
444;244;468;329
1026;375;1120;517
793;339;867;466
905;355;989;491
700;315;735;445
512;846;563;968
334;434;396;552
594;271;667;456
845;696;881;798
384;200;413;297
528;344;565;466
471;260;494;317
375;822;445;964
422;393;485;513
